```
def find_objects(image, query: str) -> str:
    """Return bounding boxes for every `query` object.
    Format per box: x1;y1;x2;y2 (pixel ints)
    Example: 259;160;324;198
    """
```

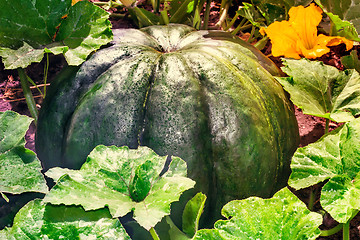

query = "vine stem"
18;68;38;125
43;53;49;98
215;0;231;28
223;11;240;31
320;223;343;236
247;25;256;43
320;210;359;239
93;1;123;7
203;0;211;30
231;22;251;35
109;13;126;18
325;118;330;134
308;186;316;211
343;210;359;240
149;227;160;240
343;221;350;240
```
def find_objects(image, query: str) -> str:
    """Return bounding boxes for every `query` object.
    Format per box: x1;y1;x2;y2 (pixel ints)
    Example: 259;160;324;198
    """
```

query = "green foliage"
44;145;195;230
326;13;360;41
276;58;360;122
238;0;312;27
315;0;360;36
0;0;113;69
341;49;360;73
125;0;206;29
182;192;206;237
193;188;323;240
0;111;47;197
0;199;130;239
233;0;311;45
289;118;360;224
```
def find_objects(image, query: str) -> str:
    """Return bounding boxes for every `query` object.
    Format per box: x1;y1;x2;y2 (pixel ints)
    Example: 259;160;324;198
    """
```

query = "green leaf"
250;0;312;25
289;118;360;223
237;3;265;28
129;7;161;27
166;216;190;240
316;0;360;35
0;111;31;153
326;12;360;41
276;58;360;122
44;145;195;230
341;49;360;73
182;192;206;237
0;199;130;239
169;0;194;24
1;192;9;202
0;0;112;69
193;188;322;240
0;111;48;195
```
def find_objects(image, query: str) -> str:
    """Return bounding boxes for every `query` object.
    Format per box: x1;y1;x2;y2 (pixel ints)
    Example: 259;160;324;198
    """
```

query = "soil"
1;1;360;239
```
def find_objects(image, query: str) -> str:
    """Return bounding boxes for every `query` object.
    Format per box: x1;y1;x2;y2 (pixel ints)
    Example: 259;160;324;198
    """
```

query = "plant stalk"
149;227;160;240
18;68;38;125
94;1;123;8
247;25;256;43
308;186;317;211
325;118;330;134
224;12;239;31
320;223;343;236
160;10;170;25
231;22;251;35
26;75;43;97
343;210;359;240
215;0;231;28
109;13;126;18
253;36;268;50
43;53;49;98
343;221;350;240
203;0;211;29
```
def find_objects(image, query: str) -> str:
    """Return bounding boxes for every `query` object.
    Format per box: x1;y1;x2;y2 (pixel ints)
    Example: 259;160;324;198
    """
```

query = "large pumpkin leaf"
0;199;130;239
315;0;360;36
289;118;360;223
0;111;47;196
276;58;360;122
0;0;112;69
193;188;322;240
44;145;195;230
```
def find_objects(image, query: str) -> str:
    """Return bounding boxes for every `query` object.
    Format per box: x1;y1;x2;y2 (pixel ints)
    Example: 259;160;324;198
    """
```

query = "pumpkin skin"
36;24;299;223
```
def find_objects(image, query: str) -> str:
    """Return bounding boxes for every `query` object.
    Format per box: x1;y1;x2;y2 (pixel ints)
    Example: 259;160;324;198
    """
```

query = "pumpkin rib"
189;43;298;191
138;52;215;227
62;51;161;169
182;50;281;208
140;52;213;185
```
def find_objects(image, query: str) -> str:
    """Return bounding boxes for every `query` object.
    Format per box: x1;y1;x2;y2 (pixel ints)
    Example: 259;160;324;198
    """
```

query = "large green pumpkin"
36;24;299;224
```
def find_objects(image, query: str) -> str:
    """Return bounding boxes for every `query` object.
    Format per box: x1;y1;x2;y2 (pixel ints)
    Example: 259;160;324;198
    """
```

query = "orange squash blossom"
260;3;353;59
72;0;82;5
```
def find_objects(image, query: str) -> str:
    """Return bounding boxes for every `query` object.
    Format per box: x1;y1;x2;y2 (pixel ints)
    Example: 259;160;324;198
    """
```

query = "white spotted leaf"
44;145;195;230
